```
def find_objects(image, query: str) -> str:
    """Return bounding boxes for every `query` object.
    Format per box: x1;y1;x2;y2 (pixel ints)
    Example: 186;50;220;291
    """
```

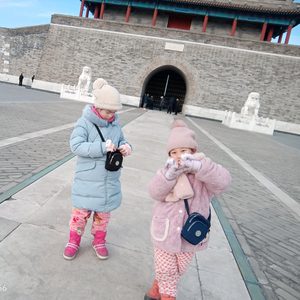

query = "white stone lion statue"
77;66;92;93
241;92;260;117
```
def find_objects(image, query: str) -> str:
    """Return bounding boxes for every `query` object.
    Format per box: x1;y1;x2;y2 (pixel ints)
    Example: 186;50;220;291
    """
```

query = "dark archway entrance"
143;69;186;112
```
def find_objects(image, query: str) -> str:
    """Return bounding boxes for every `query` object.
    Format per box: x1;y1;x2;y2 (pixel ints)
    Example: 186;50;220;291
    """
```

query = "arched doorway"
142;68;186;112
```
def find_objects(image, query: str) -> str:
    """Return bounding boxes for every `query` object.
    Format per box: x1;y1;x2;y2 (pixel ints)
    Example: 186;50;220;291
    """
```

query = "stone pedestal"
223;92;276;135
222;111;276;135
60;66;94;102
60;84;94;103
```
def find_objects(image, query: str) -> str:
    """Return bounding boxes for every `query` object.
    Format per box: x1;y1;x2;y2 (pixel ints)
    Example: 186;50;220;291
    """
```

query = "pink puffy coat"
147;153;231;254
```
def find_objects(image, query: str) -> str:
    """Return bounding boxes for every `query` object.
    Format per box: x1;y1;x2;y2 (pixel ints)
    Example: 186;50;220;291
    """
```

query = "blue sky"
0;0;299;46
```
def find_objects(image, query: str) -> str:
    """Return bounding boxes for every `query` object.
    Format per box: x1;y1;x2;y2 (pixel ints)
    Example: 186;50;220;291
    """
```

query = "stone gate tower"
0;0;300;134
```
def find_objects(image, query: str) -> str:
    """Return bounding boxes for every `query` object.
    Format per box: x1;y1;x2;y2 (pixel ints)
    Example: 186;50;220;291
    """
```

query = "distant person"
149;95;154;110
143;94;149;110
63;78;132;261
144;120;231;300
141;93;146;108
31;75;35;82
19;73;23;86
159;96;165;111
174;98;180;115
167;97;174;114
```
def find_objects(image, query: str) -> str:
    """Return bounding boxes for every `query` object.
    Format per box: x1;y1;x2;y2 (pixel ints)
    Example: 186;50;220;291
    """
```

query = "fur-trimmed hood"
82;104;120;127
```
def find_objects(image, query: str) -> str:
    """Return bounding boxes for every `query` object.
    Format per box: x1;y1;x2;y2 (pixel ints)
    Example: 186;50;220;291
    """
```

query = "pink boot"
63;230;81;260
93;231;108;259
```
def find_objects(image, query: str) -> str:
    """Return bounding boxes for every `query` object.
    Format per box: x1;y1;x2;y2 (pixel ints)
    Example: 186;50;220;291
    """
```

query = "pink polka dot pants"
154;247;194;297
69;207;111;236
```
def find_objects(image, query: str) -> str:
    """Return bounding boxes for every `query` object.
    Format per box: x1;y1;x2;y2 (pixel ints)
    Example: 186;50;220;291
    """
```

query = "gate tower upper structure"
79;0;300;44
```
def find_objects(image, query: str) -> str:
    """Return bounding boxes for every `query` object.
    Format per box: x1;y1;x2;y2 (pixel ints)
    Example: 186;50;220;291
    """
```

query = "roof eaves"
163;0;300;15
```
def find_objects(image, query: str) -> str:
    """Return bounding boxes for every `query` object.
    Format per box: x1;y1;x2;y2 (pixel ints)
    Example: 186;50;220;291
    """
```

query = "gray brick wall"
1;16;300;124
99;5;262;41
1;28;10;73
51;15;300;57
198;17;262;41
34;18;300;124
0;25;49;79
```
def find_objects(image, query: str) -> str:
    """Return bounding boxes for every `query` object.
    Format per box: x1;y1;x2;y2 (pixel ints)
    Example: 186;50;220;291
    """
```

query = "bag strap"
93;123;105;142
184;199;211;222
184;199;190;216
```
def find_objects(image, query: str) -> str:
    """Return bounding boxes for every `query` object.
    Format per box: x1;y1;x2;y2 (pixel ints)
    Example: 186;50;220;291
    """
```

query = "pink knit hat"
167;120;198;153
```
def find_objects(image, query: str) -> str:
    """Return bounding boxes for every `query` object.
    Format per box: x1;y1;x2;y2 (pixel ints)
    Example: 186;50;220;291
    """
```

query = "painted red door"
167;14;192;30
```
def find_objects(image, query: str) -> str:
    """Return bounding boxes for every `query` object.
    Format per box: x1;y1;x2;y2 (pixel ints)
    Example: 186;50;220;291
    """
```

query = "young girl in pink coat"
144;120;232;300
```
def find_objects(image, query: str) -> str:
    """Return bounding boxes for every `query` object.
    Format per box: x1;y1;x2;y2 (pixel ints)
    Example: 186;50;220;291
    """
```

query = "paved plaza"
0;82;300;300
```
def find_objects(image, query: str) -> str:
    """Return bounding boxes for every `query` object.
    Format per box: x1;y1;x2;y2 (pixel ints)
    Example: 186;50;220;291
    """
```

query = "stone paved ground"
0;110;250;300
183;117;300;300
0;82;143;195
1;83;300;300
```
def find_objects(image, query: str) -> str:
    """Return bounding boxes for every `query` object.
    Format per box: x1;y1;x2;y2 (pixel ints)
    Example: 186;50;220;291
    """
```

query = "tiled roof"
164;0;300;14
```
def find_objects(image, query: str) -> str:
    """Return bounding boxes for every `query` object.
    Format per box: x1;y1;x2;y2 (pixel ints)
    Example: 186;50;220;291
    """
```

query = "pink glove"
165;158;185;181
106;140;116;152
181;153;202;173
118;144;131;156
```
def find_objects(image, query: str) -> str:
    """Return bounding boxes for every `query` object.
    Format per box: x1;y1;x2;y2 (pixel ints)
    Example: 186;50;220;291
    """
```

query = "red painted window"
167;14;192;30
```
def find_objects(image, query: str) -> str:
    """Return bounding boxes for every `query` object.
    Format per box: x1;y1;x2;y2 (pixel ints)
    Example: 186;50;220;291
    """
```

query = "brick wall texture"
1;15;300;124
1;25;49;78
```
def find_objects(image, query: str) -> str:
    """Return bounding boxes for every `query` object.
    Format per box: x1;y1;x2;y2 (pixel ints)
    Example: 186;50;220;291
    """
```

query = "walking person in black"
143;94;149;109
167;97;174;114
148;96;154;110
174;98;180;115
19;73;24;86
159;96;165;111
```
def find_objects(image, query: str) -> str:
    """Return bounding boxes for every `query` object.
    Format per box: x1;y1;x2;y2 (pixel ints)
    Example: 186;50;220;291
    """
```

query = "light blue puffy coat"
70;105;132;212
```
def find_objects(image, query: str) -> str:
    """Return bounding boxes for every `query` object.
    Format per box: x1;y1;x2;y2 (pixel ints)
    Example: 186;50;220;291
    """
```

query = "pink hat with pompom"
167;120;197;153
93;78;122;111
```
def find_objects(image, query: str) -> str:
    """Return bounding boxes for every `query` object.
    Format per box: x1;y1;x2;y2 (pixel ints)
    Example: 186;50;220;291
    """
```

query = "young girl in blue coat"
63;78;132;260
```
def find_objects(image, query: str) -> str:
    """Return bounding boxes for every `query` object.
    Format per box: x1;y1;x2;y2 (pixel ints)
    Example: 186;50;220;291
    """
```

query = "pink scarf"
92;106;115;122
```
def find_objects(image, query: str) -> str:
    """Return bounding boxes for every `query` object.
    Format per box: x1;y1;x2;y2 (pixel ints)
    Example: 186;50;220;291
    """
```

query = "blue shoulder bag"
181;199;211;245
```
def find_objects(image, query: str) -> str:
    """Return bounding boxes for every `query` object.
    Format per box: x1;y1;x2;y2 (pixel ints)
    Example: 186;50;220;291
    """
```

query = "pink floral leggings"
69;207;111;236
154;247;194;297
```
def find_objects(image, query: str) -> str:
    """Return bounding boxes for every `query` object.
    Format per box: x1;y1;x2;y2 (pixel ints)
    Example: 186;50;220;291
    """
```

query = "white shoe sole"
93;246;109;260
63;253;76;260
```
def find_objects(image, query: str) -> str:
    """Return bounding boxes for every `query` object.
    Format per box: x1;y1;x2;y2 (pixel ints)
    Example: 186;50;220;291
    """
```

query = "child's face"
169;147;195;166
97;109;117;121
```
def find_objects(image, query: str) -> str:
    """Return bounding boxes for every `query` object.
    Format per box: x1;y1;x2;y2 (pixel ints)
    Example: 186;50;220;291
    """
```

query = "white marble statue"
222;92;276;135
77;66;92;93
241;92;260;117
60;66;94;103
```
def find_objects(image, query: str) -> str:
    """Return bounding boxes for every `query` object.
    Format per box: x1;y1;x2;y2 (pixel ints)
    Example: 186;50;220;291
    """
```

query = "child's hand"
106;140;116;152
165;158;185;180
118;144;131;156
181;154;202;173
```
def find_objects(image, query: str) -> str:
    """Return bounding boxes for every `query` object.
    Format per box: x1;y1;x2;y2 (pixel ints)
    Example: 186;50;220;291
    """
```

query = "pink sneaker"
93;231;108;259
63;230;81;260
